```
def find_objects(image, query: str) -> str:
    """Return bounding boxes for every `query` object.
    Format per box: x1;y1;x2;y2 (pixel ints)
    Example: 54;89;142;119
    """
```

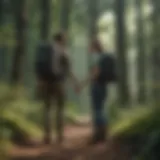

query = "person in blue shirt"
80;39;108;145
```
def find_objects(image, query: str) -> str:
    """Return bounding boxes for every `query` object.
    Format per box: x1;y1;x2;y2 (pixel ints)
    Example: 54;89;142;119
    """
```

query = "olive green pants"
39;81;65;144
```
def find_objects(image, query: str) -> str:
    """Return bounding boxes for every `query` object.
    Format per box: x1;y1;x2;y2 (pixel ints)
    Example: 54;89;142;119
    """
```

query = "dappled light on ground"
10;125;130;160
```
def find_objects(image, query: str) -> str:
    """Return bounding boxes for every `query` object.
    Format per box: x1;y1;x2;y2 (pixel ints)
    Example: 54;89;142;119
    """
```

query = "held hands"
74;78;88;94
70;73;85;94
74;83;83;94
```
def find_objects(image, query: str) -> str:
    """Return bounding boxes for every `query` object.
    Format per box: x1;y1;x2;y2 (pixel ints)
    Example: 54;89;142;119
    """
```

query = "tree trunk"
0;0;3;24
0;0;4;79
59;0;73;32
151;0;160;105
88;0;100;39
136;0;146;104
11;0;28;84
115;0;130;106
40;0;51;41
87;0;100;67
0;48;6;79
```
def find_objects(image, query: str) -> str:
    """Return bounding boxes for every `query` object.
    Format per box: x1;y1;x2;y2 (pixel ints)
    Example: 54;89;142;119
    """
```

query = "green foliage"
108;103;120;123
111;107;160;137
0;83;81;147
137;130;160;160
0;83;42;145
110;106;160;159
0;24;15;47
0;138;11;160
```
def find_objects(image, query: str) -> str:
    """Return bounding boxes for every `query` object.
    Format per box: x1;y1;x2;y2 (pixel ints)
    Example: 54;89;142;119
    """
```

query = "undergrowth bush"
110;106;160;160
0;83;79;148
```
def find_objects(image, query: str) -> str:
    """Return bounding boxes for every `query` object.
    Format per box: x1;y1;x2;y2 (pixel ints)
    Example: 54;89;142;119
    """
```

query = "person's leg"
90;83;107;144
43;82;53;144
55;82;65;144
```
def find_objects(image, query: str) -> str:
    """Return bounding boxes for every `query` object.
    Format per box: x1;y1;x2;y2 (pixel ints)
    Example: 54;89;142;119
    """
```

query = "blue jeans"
91;83;107;127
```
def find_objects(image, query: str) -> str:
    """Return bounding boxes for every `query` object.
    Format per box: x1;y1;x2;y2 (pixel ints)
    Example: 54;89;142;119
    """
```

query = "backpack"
35;43;53;81
96;54;117;84
35;43;70;81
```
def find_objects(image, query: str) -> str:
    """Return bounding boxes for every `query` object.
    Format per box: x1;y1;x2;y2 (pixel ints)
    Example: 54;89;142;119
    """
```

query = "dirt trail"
9;125;131;160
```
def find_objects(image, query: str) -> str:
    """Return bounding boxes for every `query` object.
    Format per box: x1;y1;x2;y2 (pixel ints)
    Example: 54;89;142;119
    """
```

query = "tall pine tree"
11;0;28;83
136;0;146;104
115;0;130;106
151;0;160;105
59;0;73;32
87;0;100;67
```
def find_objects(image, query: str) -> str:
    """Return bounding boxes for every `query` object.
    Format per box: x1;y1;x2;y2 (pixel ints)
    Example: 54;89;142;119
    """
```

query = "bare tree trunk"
151;0;160;105
0;0;3;24
0;0;4;79
11;0;28;84
59;0;73;32
136;0;146;104
40;0;51;41
87;0;100;66
88;0;100;39
115;0;130;106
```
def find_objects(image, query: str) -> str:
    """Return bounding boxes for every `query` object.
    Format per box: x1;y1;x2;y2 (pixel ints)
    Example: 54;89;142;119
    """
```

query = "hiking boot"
99;125;107;142
43;136;52;145
87;126;107;145
87;134;100;145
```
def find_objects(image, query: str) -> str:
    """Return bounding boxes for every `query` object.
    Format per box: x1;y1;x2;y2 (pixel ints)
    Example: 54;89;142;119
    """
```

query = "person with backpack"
35;32;79;144
79;39;117;145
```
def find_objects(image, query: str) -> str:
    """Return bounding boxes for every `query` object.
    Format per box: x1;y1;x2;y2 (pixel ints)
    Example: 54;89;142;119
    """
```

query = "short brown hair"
53;32;65;42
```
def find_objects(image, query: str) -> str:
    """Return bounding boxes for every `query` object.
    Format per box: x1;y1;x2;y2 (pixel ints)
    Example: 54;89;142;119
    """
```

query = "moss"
110;107;160;138
0;138;12;160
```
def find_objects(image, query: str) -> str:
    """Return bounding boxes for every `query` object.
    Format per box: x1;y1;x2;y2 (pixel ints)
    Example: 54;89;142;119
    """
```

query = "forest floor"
9;125;131;160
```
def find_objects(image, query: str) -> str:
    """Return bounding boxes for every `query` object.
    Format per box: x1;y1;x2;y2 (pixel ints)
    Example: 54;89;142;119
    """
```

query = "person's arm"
62;53;79;87
80;54;101;89
69;71;79;86
80;66;100;89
